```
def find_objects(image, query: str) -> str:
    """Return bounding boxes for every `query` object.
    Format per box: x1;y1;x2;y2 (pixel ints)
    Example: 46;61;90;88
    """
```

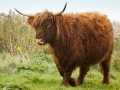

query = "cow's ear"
27;17;34;27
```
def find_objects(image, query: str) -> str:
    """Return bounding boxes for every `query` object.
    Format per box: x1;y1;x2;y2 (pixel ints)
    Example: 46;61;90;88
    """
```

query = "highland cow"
14;2;113;87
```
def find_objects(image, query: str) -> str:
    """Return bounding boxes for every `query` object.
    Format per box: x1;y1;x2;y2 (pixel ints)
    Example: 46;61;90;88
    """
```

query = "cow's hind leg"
100;56;111;84
77;66;90;86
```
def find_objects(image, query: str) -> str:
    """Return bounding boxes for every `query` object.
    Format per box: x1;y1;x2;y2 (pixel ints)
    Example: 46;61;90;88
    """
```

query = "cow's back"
75;12;113;65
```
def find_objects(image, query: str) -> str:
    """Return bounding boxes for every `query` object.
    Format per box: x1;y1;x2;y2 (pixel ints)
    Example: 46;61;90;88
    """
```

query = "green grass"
0;67;120;90
0;52;120;90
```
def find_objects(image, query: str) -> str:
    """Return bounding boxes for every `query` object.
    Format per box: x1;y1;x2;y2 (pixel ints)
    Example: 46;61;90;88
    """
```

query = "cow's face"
27;12;56;45
14;2;67;45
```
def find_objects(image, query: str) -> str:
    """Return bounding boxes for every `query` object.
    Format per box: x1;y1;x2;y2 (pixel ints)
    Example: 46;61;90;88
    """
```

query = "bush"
112;38;120;71
0;10;39;54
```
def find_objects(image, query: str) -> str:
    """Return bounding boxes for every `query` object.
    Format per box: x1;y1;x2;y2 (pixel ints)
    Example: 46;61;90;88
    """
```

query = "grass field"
0;42;120;90
0;11;120;90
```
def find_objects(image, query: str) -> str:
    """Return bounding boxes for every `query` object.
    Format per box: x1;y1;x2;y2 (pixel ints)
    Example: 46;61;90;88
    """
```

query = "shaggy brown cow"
14;2;113;87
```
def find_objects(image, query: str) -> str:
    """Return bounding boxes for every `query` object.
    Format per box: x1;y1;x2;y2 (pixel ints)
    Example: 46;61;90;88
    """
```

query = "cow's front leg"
57;66;76;86
55;61;76;86
62;62;77;87
62;71;72;87
68;78;77;86
60;71;76;86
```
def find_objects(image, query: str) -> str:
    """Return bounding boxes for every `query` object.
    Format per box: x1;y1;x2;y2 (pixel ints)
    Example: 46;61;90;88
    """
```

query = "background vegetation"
0;10;120;90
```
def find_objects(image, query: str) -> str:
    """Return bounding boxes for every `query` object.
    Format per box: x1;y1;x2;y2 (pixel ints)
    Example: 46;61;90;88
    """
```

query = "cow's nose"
36;39;44;45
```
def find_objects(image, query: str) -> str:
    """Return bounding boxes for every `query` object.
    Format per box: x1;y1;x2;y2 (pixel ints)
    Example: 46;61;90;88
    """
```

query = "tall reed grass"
0;10;43;55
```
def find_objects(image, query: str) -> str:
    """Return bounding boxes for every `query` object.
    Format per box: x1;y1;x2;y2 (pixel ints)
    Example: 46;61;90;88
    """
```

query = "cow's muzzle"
36;39;46;45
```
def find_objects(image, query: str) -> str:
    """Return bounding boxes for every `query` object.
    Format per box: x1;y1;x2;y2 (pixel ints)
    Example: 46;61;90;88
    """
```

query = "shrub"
0;10;39;55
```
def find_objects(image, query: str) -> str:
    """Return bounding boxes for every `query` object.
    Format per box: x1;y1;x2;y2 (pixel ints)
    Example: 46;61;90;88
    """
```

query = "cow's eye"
46;25;50;29
45;24;51;29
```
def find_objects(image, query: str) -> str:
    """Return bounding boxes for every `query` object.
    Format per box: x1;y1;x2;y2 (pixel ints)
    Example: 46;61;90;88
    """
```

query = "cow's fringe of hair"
55;15;64;40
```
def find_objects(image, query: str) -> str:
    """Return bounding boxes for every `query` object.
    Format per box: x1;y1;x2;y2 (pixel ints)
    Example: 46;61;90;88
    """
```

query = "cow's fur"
27;10;113;86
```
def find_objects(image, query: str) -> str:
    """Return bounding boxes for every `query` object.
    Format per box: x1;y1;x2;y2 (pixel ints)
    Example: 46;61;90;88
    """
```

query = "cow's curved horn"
14;8;35;17
54;2;67;16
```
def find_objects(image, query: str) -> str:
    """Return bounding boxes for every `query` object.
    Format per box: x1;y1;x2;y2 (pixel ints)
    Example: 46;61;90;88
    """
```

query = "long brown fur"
27;10;113;87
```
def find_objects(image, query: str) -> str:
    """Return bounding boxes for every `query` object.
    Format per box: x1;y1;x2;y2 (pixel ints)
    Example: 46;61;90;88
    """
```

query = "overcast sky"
0;0;119;22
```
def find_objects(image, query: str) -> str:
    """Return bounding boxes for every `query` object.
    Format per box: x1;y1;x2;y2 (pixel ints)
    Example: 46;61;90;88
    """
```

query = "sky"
0;0;119;22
